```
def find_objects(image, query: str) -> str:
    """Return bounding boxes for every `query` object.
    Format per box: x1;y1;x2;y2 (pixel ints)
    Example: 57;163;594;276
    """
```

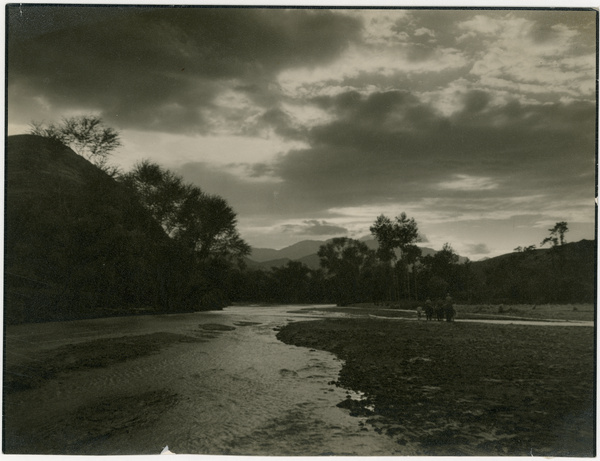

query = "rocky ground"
277;315;595;456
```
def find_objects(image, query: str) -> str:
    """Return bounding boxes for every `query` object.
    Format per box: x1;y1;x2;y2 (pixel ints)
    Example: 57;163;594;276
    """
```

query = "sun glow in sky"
6;4;597;258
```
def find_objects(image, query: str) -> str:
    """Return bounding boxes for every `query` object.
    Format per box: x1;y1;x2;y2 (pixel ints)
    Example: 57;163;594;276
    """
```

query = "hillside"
468;239;596;304
4;135;192;323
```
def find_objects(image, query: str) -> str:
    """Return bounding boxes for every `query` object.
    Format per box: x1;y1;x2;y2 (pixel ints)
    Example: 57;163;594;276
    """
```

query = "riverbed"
4;304;594;455
3;305;404;455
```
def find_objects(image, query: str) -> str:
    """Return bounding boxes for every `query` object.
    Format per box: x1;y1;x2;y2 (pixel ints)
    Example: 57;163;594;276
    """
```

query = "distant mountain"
247;238;463;270
297;253;321;269
248;248;282;262
250;240;327;262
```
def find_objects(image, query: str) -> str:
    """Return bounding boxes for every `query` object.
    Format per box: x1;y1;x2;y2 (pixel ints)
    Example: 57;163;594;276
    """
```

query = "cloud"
414;27;436;37
280;220;348;236
438;174;499;191
174;161;284;218
463;243;491;255
7;8;596;256
460;13;596;101
8;6;361;132
267;89;595;215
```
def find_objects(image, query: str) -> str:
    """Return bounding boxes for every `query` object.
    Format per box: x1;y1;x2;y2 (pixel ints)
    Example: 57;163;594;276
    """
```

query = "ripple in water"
4;305;404;455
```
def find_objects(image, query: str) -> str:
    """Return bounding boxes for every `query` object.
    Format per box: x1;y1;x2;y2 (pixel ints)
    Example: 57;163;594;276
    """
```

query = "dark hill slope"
5;135;190;323
469;239;596;303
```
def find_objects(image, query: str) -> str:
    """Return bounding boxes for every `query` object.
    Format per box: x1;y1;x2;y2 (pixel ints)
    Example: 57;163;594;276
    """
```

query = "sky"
6;4;598;259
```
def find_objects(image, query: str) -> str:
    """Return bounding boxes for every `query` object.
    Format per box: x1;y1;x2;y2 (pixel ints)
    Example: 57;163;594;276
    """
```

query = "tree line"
19;116;591;321
230;218;591;306
232;216;474;306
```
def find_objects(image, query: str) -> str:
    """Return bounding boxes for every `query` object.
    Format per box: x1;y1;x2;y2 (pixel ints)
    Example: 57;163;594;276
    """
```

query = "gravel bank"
277;317;595;456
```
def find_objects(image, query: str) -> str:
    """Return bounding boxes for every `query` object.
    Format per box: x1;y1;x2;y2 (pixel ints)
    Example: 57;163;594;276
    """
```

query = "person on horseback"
416;305;423;320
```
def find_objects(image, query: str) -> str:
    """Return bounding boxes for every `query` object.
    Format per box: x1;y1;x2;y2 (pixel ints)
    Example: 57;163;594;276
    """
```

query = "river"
3;304;403;456
4;304;592;456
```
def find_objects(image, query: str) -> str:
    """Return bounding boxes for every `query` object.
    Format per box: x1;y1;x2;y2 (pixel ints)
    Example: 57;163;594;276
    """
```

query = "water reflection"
4;305;403;456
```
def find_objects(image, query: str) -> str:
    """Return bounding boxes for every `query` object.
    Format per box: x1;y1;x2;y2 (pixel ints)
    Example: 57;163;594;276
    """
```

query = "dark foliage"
4;135;239;323
233;239;595;306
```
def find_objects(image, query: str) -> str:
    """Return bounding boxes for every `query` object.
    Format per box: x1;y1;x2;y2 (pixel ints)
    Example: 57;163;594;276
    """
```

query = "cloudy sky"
7;5;597;258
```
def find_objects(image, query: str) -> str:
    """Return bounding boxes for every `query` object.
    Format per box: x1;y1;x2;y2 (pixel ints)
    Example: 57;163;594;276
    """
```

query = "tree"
514;245;537;253
420;242;460;300
177;192;250;263
29;115;121;175
318;237;376;305
370;212;421;300
120;160;250;264
541;221;569;247
118;160;186;236
370;212;420;262
270;261;311;303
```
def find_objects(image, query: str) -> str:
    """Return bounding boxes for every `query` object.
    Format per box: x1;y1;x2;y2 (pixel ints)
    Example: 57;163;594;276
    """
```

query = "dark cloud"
6;8;596;253
281;220;348;236
245;108;306;140
267;90;595;214
462;90;490;114
175;162;282;217
8;6;361;132
464;243;491;255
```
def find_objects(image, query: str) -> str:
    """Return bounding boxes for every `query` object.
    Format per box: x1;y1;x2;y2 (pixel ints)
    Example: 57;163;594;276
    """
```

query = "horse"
445;304;455;322
435;304;445;321
425;303;434;321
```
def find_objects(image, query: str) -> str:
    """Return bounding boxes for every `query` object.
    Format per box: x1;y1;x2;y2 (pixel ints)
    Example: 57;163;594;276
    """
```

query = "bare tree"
29;115;121;175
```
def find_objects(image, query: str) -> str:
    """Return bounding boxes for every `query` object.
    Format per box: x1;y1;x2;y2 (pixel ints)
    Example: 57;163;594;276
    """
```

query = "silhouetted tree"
420;243;462;300
541;221;569;247
370;212;421;300
514;245;537;253
318;237;376;305
270;261;311;303
120;160;250;265
29;115;121;175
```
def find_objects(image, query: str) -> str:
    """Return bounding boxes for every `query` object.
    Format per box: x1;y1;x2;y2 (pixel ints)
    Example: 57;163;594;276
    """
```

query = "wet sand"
277;317;595;456
3;331;207;453
3;307;405;455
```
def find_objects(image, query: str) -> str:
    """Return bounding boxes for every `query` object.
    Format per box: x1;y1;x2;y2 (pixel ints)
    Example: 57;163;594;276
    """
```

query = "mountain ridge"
248;238;457;270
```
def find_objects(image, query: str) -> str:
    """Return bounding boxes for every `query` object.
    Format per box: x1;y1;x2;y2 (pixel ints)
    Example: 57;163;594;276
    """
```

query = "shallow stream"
4;304;592;455
4;305;402;455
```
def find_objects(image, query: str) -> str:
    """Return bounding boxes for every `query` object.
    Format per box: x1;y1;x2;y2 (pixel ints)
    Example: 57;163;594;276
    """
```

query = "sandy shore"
277;317;595;456
3;331;210;454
